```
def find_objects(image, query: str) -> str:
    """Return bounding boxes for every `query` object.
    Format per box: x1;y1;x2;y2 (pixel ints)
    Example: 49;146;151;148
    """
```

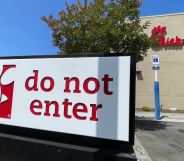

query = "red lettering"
83;78;100;94
90;104;102;121
169;38;175;45
30;100;42;115
161;26;166;33
102;74;113;95
62;99;72;119
175;36;182;45
150;26;184;47
151;27;157;35
165;38;170;46
73;103;88;120
25;70;39;91
30;99;103;121
44;101;60;117
159;37;166;46
40;77;54;92
64;77;81;93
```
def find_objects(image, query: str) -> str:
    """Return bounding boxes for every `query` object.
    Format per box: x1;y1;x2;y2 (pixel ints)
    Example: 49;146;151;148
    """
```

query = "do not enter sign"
0;53;136;147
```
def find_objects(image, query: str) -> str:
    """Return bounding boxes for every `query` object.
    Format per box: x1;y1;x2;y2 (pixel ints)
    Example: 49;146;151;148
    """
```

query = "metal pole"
154;65;158;81
154;66;160;120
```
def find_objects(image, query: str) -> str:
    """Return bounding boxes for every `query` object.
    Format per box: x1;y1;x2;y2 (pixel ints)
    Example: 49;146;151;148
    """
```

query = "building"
137;13;184;110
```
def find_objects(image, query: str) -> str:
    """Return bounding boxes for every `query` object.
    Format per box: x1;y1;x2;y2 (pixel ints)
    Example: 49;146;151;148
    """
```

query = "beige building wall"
137;13;184;110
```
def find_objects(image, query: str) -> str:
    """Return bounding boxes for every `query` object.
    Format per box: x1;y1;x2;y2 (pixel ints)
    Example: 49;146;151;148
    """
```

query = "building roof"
140;12;184;19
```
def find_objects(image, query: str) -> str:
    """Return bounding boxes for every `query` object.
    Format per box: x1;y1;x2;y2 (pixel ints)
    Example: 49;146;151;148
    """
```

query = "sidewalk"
135;111;184;122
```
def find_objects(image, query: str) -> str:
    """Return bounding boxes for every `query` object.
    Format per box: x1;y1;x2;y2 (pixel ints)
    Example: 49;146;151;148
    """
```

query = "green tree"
41;0;151;62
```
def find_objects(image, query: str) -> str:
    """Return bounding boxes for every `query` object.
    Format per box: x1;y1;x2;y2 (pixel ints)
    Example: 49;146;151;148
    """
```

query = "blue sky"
0;0;184;56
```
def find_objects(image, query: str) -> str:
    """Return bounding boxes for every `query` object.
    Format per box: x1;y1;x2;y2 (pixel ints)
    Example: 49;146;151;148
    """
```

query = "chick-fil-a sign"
0;54;135;144
150;26;184;47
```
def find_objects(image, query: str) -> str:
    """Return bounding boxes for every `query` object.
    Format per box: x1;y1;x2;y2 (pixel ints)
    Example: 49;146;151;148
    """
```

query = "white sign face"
0;55;133;142
152;55;160;65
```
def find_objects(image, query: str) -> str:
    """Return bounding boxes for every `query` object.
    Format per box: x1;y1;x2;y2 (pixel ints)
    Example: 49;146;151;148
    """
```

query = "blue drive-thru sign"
152;66;160;70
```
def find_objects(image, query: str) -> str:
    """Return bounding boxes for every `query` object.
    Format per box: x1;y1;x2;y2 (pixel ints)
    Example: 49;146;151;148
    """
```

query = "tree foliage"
41;0;151;62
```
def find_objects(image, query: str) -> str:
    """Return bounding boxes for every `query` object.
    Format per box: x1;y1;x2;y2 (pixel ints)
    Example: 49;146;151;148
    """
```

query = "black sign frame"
0;52;136;150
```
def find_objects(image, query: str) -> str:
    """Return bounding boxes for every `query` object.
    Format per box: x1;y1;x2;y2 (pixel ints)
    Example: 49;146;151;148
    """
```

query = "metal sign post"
152;55;160;120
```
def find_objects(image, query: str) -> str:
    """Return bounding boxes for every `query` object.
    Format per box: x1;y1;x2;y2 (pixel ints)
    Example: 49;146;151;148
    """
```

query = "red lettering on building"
150;26;184;47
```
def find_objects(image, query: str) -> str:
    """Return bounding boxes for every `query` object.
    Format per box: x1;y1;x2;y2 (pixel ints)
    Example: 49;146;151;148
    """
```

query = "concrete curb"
135;117;184;123
134;135;152;161
136;112;184;123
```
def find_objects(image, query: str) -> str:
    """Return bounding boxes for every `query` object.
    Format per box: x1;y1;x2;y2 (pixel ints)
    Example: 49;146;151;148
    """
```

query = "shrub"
141;106;151;112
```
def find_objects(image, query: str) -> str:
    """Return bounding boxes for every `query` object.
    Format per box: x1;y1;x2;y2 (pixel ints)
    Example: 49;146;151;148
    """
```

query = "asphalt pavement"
135;117;184;161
